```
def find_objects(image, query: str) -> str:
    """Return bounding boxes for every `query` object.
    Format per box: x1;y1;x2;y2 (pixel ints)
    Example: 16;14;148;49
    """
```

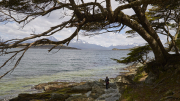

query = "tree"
145;4;180;54
112;44;152;65
0;0;179;79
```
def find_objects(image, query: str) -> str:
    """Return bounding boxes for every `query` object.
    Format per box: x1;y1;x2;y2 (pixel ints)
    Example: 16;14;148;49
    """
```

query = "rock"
65;95;94;101
89;84;105;99
51;93;69;100
145;72;156;84
115;75;134;84
70;83;92;92
109;83;117;89
109;78;115;83
99;79;105;84
34;83;49;90
34;82;86;91
91;85;105;94
95;88;120;101
9;93;50;101
44;85;54;91
92;81;104;87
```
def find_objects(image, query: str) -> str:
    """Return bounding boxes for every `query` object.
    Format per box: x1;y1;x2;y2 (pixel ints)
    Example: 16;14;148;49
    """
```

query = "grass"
120;66;180;101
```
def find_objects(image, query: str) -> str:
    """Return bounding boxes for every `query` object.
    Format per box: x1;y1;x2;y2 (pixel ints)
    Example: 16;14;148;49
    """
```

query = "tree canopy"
0;0;180;79
112;44;152;65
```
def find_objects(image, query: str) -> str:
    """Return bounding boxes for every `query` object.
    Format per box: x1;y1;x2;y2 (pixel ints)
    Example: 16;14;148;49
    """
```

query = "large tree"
146;4;180;53
0;0;179;79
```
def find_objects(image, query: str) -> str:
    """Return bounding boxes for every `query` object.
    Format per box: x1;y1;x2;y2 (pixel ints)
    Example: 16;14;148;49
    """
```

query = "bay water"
0;49;130;100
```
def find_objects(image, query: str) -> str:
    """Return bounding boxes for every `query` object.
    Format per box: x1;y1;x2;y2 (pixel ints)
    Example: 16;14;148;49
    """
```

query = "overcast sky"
0;0;167;47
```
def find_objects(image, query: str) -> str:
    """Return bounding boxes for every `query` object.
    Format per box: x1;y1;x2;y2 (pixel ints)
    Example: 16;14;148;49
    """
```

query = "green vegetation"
112;45;151;65
133;66;147;82
120;59;180;101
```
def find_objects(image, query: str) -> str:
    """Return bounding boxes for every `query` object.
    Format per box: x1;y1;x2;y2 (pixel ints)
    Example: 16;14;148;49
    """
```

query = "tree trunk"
131;6;170;59
118;11;169;64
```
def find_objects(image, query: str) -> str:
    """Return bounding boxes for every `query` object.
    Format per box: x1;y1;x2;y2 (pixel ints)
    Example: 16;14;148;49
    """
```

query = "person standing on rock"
105;76;109;89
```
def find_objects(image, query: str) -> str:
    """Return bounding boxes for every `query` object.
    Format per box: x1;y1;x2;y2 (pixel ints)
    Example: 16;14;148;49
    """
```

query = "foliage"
0;0;179;78
145;4;180;53
176;33;180;49
112;45;151;64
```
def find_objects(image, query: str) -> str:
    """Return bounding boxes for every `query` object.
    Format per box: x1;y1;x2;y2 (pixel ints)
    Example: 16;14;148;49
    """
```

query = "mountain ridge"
17;36;141;50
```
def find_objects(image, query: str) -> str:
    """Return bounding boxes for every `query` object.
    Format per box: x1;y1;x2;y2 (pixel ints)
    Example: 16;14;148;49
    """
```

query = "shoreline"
9;65;138;101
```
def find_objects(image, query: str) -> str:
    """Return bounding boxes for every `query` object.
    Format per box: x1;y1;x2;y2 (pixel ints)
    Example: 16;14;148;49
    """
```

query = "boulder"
99;79;105;84
145;72;156;84
70;83;92;92
9;93;50;101
89;84;105;99
115;75;134;84
34;83;49;90
91;85;105;94
92;81;105;88
65;95;94;101
51;93;70;100
109;83;117;89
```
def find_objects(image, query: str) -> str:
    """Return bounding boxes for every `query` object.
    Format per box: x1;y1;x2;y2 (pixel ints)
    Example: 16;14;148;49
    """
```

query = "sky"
0;0;167;47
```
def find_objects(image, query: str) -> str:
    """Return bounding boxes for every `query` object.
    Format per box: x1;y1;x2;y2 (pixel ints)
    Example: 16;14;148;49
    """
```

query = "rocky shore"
9;59;180;101
9;65;140;101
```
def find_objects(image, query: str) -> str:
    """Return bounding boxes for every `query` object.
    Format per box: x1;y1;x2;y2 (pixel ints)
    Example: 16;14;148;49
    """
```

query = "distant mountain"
23;36;58;43
20;36;80;50
47;36;59;41
108;44;138;50
19;36;141;50
68;39;108;50
29;44;80;50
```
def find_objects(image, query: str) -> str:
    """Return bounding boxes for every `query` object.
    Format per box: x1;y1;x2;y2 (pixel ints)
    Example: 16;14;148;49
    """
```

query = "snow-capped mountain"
47;36;59;41
108;44;138;50
108;43;141;50
68;39;108;50
15;36;141;50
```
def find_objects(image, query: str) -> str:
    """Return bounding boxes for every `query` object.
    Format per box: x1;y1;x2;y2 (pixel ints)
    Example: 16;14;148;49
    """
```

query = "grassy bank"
119;63;180;101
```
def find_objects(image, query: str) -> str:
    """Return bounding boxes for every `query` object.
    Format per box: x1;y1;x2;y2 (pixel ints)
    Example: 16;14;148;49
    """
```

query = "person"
105;76;109;89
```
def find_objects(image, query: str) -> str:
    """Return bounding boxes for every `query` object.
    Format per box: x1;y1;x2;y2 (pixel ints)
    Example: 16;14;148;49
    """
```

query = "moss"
120;70;180;101
133;66;147;82
120;86;139;101
133;73;144;82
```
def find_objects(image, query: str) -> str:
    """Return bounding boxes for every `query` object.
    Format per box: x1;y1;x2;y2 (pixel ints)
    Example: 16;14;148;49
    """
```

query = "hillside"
18;44;80;50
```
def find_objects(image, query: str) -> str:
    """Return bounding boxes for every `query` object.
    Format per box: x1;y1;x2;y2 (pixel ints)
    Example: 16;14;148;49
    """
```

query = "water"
0;49;130;100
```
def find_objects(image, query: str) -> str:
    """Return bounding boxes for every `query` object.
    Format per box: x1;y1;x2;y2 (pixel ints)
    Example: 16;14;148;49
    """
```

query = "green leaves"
112;44;151;64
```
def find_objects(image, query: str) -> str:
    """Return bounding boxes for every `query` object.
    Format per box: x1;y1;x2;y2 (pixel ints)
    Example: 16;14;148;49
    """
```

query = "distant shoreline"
16;44;81;50
112;48;130;50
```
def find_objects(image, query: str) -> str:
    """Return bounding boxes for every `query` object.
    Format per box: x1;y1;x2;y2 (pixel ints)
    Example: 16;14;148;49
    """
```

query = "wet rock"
92;85;105;94
95;88;120;101
92;81;104;87
51;93;70;100
34;82;86;91
89;84;105;99
9;93;50;101
65;95;94;101
70;83;92;92
109;83;117;89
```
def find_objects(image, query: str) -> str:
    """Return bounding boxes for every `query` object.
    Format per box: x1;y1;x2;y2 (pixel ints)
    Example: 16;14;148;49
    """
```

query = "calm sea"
0;49;130;100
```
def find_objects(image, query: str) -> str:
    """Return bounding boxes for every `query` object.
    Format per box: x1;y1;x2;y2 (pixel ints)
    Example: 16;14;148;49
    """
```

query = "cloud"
77;32;147;47
0;0;168;47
